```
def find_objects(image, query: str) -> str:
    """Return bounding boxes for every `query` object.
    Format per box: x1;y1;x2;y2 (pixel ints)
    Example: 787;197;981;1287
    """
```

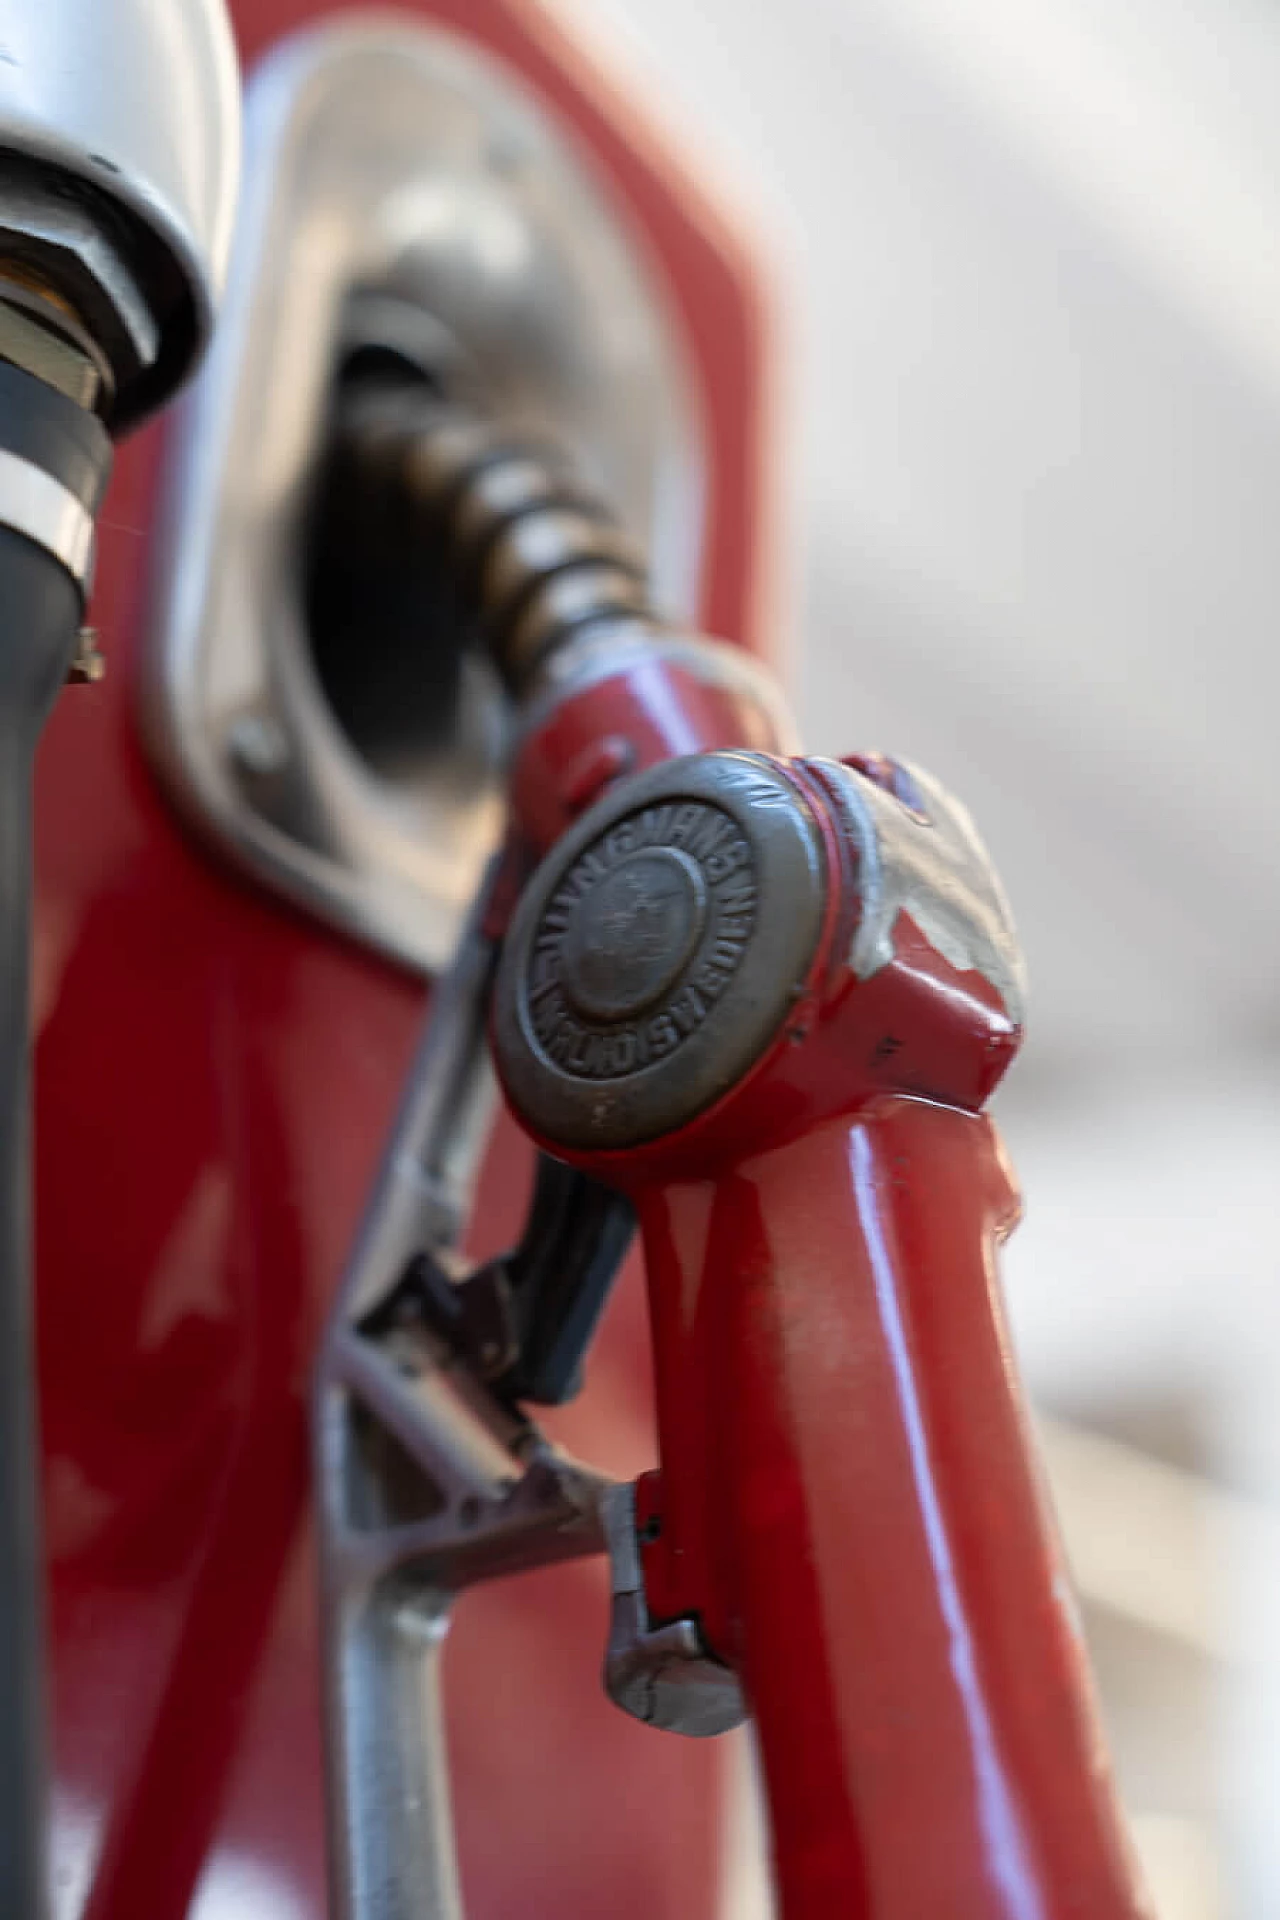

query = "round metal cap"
0;0;241;424
494;753;829;1152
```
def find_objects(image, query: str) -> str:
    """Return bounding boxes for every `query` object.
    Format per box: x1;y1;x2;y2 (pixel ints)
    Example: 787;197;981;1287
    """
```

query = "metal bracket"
602;1482;747;1738
145;16;704;975
316;864;747;1917
316;871;618;1920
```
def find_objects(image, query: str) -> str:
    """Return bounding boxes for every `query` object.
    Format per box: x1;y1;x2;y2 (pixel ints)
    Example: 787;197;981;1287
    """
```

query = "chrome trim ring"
0;449;94;591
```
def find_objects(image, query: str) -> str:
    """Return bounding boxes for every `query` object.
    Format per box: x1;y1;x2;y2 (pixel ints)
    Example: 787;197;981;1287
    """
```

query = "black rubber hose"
0;354;111;1920
0;531;88;1920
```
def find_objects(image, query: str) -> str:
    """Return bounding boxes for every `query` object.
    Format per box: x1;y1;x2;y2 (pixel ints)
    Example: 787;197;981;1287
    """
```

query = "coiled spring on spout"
308;378;662;701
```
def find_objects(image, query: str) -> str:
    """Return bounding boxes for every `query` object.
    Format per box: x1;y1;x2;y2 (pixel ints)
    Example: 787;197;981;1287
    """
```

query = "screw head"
66;627;105;686
228;713;289;778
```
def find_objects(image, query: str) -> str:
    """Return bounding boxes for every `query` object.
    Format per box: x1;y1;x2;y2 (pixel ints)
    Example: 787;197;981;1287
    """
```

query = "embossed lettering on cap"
524;798;758;1083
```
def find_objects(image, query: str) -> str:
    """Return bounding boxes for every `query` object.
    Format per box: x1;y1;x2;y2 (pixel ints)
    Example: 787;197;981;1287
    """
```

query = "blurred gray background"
550;0;1280;1913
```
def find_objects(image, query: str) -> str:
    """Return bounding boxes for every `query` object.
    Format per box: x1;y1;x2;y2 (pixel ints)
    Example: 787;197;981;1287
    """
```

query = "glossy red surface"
34;2;771;1914
500;752;1151;1918
512;654;787;852
638;1105;1149;1918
